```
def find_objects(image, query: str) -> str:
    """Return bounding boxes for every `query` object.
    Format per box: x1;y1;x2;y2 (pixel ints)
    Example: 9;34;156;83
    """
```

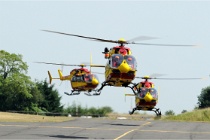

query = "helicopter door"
124;55;137;70
110;54;123;68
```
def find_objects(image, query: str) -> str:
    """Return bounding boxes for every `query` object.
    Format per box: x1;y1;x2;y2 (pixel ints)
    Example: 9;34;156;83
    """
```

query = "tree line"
0;50;112;116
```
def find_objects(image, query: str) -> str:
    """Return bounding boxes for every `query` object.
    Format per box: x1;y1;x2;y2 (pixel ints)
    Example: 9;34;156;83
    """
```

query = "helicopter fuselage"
54;68;100;93
104;54;137;87
128;86;161;116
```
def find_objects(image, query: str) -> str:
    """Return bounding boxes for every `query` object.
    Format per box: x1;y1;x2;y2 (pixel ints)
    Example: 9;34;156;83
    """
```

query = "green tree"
0;50;28;79
0;50;37;111
64;102;114;117
88;107;98;116
197;86;210;109
36;80;63;113
165;110;175;116
98;106;113;116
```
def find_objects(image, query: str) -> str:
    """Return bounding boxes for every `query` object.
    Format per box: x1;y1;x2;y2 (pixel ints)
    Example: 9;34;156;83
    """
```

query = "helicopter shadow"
109;123;140;127
49;135;89;139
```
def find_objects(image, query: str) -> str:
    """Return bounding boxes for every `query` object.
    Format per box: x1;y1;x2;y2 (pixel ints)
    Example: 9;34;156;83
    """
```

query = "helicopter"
126;76;160;116
42;30;197;94
36;62;105;96
96;53;138;94
125;75;206;116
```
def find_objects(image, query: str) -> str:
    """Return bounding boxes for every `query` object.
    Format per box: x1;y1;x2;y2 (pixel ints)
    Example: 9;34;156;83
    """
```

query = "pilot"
112;55;120;67
84;74;91;82
84;74;92;82
127;57;134;69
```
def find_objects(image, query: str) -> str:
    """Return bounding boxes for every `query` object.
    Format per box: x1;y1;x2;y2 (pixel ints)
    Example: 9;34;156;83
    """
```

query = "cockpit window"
110;54;123;68
92;74;99;82
150;88;158;98
71;75;84;82
84;74;93;83
137;87;158;99
124;55;137;70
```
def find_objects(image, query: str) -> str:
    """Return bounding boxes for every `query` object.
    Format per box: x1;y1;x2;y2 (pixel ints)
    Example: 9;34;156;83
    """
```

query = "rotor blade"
152;77;206;80
42;30;118;43
90;64;105;68
130;42;198;47
149;73;166;78
35;62;81;67
35;61;105;67
80;62;105;68
92;71;104;74
128;36;158;42
135;76;206;80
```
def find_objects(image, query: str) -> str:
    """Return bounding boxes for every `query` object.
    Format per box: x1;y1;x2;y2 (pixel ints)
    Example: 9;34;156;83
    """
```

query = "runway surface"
0;117;210;139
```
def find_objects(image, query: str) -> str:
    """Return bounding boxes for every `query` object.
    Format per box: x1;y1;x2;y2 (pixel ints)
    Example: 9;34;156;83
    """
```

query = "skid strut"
129;107;161;116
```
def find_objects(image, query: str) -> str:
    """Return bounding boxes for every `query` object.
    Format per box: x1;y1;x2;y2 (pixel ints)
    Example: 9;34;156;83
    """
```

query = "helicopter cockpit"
110;54;137;70
111;54;123;68
84;74;99;83
124;55;137;70
137;87;158;99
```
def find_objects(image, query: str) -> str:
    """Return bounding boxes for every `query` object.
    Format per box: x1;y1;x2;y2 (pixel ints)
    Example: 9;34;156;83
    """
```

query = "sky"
1;1;210;115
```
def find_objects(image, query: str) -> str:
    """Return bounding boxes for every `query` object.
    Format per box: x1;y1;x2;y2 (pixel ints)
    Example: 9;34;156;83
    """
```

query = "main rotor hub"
118;38;127;45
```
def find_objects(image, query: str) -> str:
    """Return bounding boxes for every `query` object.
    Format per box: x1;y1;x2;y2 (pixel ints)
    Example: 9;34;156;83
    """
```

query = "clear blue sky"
1;1;210;115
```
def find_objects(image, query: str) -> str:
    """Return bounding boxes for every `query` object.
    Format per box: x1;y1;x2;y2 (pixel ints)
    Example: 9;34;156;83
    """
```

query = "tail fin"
48;71;60;84
58;69;64;80
48;71;53;84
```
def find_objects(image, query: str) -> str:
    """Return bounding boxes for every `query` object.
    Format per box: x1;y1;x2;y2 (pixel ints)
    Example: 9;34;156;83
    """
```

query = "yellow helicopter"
96;53;137;93
42;30;197;94
36;62;105;96
125;75;206;116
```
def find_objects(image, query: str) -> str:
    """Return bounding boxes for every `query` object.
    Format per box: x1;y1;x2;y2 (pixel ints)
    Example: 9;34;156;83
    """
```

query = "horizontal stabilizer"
48;71;60;84
125;94;135;96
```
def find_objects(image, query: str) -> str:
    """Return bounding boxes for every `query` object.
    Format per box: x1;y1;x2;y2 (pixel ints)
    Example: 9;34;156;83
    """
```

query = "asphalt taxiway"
0;118;210;139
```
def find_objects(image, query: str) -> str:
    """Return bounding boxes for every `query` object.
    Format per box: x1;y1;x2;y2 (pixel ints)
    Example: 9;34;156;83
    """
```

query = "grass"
162;108;210;122
0;112;73;122
2;108;210;122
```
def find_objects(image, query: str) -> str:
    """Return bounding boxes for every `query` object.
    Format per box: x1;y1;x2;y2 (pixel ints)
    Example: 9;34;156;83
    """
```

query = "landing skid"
84;91;101;96
64;91;80;96
129;107;161;116
96;81;113;93
64;90;101;96
64;89;82;96
96;81;137;95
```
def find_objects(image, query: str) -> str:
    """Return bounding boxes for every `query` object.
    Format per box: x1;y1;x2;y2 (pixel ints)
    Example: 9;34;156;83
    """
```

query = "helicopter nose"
92;78;99;85
118;60;130;73
144;92;153;102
